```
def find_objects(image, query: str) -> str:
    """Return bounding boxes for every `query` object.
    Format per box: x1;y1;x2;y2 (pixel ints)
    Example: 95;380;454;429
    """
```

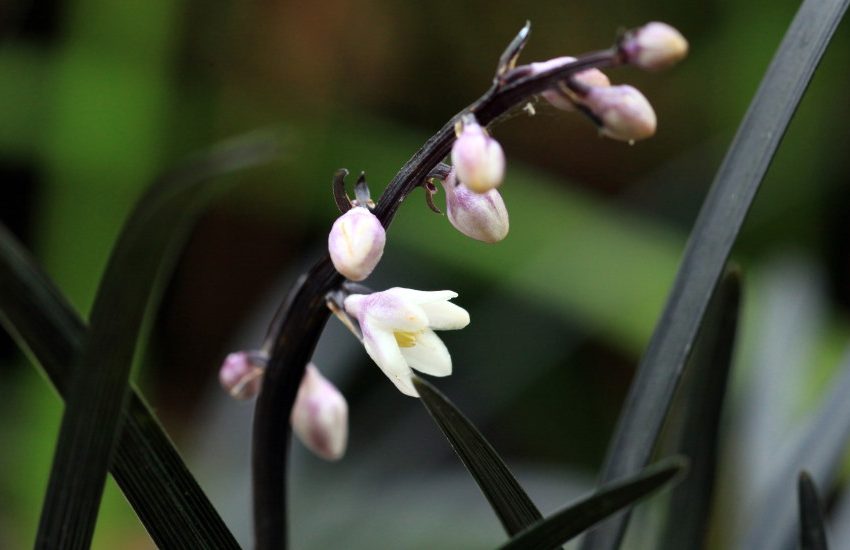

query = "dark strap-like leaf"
34;132;279;549
799;471;829;550
581;0;850;547
0;223;240;548
413;376;543;535
658;269;740;550
500;458;686;550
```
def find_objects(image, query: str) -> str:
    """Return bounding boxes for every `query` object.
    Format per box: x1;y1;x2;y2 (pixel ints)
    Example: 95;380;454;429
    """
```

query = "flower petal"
361;321;418;397
420;300;470;330
401;329;452;377
361;293;428;332
385;287;458;305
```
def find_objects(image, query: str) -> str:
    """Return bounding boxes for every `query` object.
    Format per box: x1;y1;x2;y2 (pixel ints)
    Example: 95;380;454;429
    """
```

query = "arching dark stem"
251;46;619;550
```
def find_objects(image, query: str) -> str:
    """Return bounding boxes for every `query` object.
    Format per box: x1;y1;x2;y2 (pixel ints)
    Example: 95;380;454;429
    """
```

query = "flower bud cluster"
527;22;685;142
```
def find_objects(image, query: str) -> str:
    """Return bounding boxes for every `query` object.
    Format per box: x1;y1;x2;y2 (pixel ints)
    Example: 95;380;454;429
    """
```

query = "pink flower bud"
583;85;657;142
621;22;688;71
451;119;505;194
530;56;611;111
328;206;386;281
219;351;265;399
291;364;348;461
443;171;509;243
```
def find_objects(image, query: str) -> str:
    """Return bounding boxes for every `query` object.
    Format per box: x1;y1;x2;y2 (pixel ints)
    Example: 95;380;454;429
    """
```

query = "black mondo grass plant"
2;1;850;548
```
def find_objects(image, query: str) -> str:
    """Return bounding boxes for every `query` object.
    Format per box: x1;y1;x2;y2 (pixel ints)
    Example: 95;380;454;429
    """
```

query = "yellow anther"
394;331;418;348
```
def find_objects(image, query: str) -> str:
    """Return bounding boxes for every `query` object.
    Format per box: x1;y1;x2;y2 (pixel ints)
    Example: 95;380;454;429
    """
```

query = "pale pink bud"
443;171;509;243
621;22;688;71
328;206;386;281
219;351;265;399
291;364;348;461
451;119;505;194
583;85;657;142
530;56;611;111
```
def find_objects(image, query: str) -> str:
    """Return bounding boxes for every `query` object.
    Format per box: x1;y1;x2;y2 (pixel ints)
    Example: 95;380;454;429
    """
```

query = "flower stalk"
250;23;676;549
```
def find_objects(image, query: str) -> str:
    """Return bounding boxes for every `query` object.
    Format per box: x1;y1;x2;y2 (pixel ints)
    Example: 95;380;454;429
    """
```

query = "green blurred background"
2;0;850;548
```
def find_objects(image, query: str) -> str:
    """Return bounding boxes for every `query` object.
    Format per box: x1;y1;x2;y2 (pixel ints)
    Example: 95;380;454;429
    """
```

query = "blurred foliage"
2;0;850;548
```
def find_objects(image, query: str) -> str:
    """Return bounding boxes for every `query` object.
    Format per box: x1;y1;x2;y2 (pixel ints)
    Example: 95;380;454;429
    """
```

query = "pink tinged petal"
328;207;386;281
361;322;418;397
359;292;429;332
419;300;470;330
400;329;452;377
444;177;509;243
291;364;349;461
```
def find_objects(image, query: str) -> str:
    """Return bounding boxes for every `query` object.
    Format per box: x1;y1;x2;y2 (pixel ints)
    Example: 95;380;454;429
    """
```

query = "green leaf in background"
34;132;279;548
499;457;686;550
740;340;850;549
0;223;240;548
798;471;829;550
658;269;740;550
581;0;850;547
413;376;543;535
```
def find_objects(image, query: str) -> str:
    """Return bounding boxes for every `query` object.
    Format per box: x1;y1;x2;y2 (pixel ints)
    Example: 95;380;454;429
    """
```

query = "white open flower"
344;288;470;397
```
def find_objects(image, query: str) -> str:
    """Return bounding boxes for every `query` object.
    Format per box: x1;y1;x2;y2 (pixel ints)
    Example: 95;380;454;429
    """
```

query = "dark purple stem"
251;47;619;550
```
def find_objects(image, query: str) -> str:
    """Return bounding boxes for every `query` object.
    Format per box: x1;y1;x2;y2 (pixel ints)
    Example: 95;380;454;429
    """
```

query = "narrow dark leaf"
500;458;686;550
658;269;740;550
0;223;240;548
413;376;543;535
35;132;280;549
741;345;850;550
581;0;850;547
799;472;829;550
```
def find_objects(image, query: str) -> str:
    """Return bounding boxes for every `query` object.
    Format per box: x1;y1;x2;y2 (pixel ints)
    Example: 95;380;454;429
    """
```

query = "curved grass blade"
799;472;829;550
35;132;280;549
500;457;686;550
581;0;850;547
740;345;850;550
0;224;240;548
412;376;543;535
658;269;740;550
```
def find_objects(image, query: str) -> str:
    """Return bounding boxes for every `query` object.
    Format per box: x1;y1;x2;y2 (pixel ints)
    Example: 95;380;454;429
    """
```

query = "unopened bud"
443;171;509;243
451;117;505;194
219;351;265;399
328;206;386;281
584;85;657;142
621;22;688;71
530;56;610;111
291;364;348;461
